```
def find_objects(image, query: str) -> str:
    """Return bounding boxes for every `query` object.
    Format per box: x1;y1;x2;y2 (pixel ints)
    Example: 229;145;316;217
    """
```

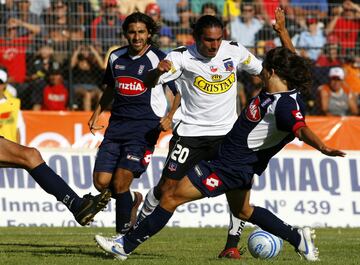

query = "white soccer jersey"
158;40;262;136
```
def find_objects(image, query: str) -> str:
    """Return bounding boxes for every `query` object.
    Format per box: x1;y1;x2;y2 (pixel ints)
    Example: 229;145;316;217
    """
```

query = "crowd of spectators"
0;0;358;116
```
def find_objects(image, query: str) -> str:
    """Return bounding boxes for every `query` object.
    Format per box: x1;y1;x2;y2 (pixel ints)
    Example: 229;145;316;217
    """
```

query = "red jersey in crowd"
42;84;68;110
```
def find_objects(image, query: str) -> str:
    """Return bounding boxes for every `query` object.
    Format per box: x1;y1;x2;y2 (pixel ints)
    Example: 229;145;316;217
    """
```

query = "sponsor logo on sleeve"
242;55;252;65
246;97;261;122
291;110;304;120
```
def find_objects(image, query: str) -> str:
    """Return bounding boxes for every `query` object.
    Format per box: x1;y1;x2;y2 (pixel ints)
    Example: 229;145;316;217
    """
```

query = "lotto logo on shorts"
202;173;223;191
142;150;153;165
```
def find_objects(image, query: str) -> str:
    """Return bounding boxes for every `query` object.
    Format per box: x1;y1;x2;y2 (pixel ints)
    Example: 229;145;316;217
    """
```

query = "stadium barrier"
0;112;359;227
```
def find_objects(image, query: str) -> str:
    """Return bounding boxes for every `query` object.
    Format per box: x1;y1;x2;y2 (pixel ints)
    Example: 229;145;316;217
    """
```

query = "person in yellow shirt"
0;69;23;143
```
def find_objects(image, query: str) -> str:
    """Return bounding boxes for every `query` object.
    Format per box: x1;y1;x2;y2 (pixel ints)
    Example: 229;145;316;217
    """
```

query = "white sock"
134;187;159;227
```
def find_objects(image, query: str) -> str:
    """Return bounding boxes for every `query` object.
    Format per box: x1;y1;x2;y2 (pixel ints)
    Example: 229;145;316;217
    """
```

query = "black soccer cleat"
74;189;112;226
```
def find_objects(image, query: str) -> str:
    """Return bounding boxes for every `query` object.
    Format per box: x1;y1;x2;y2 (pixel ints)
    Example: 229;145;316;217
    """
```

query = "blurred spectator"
325;0;360;55
223;0;241;21
0;68;24;143
117;0;157;16
317;67;358;116
70;44;103;111
230;1;264;48
315;41;342;67
10;0;42;38
145;3;174;52
296;17;326;61
44;0;85;63
201;2;219;17
28;0;50;16
255;0;294;25
291;0;328;24
343;48;360;97
67;0;96;39
34;68;69;111
27;42;62;109
91;0;123;54
157;0;182;25
190;0;224;17
174;5;194;46
0;17;36;84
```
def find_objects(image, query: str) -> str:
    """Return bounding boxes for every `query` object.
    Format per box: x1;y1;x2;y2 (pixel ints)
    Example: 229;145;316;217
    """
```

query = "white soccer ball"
248;228;283;259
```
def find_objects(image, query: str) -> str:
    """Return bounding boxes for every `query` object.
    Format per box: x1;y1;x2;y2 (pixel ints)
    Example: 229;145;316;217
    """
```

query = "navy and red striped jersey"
211;89;307;177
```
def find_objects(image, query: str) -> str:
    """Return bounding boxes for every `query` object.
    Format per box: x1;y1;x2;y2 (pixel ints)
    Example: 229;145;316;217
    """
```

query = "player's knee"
93;176;110;192
160;190;181;212
24;147;43;168
238;205;253;221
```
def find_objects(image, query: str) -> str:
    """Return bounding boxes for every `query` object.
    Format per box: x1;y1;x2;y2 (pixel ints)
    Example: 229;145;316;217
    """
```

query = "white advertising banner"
0;149;359;228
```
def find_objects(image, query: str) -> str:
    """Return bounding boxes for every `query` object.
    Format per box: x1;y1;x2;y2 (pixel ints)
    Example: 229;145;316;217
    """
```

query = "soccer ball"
247;228;283;259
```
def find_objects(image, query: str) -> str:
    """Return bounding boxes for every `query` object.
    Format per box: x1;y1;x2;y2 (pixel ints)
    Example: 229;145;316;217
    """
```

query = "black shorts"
161;133;224;180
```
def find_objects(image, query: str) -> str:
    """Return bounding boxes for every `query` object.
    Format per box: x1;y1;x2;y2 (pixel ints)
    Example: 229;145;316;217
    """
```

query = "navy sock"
248;206;300;248
29;162;82;212
114;191;133;234
124;205;173;253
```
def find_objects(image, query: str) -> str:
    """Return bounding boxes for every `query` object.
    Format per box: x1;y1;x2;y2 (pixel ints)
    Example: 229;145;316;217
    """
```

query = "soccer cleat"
296;227;319;261
95;234;128;260
130;191;143;227
73;189;112;226
218;247;242;259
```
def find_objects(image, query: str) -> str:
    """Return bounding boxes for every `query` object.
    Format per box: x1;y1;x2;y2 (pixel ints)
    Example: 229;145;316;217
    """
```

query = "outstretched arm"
296;126;346;157
272;8;296;53
160;92;181;131
144;60;173;88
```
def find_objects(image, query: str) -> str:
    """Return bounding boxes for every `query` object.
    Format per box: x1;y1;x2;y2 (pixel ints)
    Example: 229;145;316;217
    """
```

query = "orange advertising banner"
22;111;360;150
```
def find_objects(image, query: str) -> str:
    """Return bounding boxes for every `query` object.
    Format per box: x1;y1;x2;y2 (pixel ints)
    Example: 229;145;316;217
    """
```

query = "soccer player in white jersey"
94;9;345;261
141;14;262;258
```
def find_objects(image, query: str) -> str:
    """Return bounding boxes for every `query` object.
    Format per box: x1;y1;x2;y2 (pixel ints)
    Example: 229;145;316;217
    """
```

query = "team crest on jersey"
116;76;147;96
194;73;235;94
168;161;178;172
210;66;218;72
291;110;304;120
246;97;261;122
202;173;223;192
223;60;234;71
137;65;145;75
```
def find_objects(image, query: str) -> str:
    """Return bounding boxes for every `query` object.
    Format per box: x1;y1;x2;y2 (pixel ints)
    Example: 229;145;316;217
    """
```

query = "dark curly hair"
262;47;313;93
122;12;159;47
192;15;224;40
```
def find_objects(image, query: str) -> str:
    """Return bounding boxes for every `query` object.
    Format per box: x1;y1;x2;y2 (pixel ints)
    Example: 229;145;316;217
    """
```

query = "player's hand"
159;115;172;131
273;7;286;34
320;147;346;157
157;60;173;74
88;116;104;135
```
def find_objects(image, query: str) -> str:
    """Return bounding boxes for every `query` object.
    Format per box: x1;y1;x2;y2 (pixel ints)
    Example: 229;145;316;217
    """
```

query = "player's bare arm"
88;84;114;135
160;92;181;131
144;59;173;88
296;126;346;157
273;8;296;53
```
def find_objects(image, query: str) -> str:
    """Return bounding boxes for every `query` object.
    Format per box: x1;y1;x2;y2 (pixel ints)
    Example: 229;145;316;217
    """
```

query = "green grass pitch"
0;227;359;265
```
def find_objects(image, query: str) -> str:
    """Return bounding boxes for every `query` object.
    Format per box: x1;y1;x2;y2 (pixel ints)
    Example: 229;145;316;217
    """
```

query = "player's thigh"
226;189;253;220
160;175;204;212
